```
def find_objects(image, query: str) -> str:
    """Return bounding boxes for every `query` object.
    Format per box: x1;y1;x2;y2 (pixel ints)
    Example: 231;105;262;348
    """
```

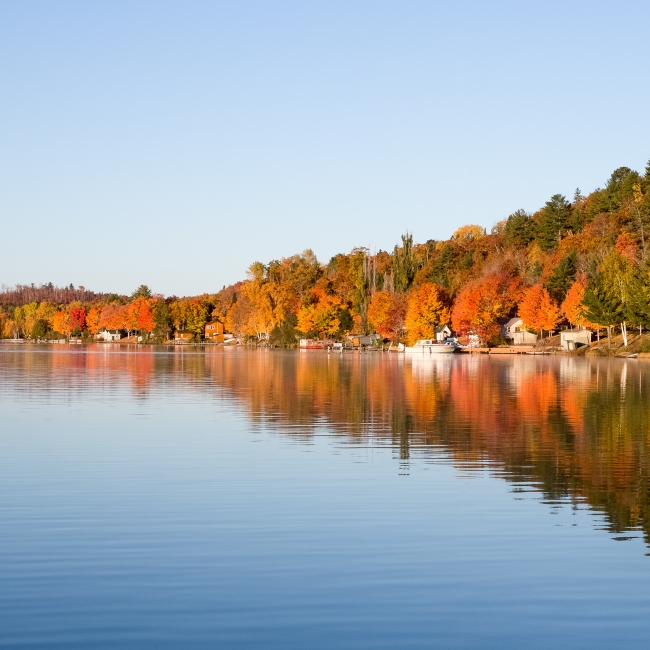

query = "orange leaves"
561;276;593;329
368;290;407;340
52;311;70;336
98;303;126;331
86;306;102;335
127;297;157;333
615;232;638;263
451;272;520;342
404;283;450;345
518;284;560;334
296;289;346;336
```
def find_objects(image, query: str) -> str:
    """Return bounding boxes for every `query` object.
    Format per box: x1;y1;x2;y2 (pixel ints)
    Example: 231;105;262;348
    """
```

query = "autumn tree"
404;283;450;345
561;276;593;329
68;305;86;335
451;272;520;344
518;284;561;337
296;289;347;338
98;303;127;332
86;306;103;335
52;311;70;336
368;290;407;340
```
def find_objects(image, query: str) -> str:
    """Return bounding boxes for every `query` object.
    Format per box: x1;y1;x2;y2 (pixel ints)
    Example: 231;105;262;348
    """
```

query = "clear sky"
1;1;649;296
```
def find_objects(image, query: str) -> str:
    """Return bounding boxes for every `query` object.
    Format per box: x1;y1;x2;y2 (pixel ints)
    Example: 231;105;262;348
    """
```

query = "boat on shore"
398;339;459;354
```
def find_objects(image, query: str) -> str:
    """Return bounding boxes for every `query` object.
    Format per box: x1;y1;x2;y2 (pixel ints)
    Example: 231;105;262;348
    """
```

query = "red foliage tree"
451;272;520;343
68;306;87;334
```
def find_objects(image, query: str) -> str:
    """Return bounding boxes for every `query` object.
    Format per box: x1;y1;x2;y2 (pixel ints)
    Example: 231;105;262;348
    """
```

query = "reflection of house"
349;333;381;347
560;329;592;350
500;318;537;345
174;330;192;342
97;329;122;342
435;324;452;342
205;321;225;342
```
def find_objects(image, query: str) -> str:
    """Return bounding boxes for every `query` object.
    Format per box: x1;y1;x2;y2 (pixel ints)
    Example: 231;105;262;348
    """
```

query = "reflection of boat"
399;339;459;354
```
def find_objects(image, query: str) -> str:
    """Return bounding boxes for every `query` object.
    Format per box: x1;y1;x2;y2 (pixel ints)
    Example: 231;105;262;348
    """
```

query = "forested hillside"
2;161;649;346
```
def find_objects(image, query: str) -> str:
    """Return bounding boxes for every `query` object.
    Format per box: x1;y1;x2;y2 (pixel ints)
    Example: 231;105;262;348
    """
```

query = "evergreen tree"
582;273;622;347
537;194;572;250
131;285;152;299
392;233;416;293
624;262;650;335
504;209;535;247
546;250;577;301
429;243;455;288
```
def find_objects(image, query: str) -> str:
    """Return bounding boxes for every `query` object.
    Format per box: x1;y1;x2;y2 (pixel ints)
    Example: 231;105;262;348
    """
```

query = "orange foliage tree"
367;290;407;340
451;272;520;343
52;311;70;336
126;297;157;336
296;289;346;337
404;283;450;345
98;303;127;332
86;306;102;335
519;284;561;336
561;276;594;329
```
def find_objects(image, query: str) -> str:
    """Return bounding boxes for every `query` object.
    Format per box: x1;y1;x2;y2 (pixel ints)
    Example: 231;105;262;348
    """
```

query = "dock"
461;346;537;355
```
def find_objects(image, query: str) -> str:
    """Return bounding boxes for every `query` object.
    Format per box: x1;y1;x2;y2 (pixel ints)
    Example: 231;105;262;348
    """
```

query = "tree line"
1;161;649;345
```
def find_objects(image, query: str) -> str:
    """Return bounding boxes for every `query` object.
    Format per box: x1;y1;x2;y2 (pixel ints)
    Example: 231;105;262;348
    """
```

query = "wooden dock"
461;346;536;355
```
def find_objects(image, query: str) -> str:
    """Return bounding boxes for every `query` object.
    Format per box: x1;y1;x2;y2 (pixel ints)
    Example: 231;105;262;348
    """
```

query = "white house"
435;324;452;342
97;329;122;342
500;317;537;345
560;329;592;351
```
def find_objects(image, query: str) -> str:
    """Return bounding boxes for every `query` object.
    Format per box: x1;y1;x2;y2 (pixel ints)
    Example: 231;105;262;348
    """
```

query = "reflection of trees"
4;347;650;545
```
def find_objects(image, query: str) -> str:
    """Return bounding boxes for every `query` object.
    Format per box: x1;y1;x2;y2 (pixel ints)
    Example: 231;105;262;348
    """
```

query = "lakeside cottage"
499;317;538;345
174;330;192;342
560;329;592;350
205;321;225;342
435;324;452;342
97;329;122;342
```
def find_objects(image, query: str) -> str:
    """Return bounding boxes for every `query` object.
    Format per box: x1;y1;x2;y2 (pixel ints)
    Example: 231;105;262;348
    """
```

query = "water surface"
1;346;650;648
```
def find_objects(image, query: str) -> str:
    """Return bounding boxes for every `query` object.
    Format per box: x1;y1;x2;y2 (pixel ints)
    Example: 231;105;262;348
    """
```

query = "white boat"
399;339;459;354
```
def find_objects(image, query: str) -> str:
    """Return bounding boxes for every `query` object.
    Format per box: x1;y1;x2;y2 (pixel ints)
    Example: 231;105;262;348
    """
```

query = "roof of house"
435;324;451;333
501;317;522;328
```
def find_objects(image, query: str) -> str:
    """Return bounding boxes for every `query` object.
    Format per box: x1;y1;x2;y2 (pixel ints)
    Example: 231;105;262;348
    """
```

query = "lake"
1;345;650;649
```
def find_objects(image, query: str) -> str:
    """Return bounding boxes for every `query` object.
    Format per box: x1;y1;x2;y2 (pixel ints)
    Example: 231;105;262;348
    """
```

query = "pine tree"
537;194;572;250
546;250;577;301
582;274;622;348
504;209;535;247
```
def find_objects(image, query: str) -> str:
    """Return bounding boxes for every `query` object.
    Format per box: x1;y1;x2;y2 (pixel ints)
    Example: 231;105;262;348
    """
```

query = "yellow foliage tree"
451;225;486;241
404;283;450;345
296;290;346;337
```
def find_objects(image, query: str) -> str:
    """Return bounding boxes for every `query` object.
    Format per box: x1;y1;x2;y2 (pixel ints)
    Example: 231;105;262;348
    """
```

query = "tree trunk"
621;321;628;347
607;326;611;348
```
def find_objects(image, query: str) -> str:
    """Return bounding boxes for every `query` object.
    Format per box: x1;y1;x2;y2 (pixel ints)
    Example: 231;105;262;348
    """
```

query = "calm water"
1;346;650;649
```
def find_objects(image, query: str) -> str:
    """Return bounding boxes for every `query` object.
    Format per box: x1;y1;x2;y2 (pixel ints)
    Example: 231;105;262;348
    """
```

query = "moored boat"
399;339;459;354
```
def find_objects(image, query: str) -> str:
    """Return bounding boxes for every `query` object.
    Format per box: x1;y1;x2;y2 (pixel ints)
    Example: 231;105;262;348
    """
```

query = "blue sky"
1;1;649;296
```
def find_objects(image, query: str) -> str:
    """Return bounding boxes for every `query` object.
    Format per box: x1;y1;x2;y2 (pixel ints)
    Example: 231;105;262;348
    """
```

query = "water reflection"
2;345;650;546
